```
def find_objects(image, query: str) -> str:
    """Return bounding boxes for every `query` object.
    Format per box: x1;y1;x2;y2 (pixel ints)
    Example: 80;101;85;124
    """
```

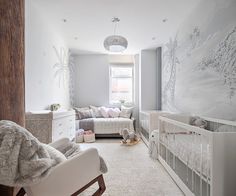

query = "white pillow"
108;108;121;118
119;105;133;118
100;107;110;118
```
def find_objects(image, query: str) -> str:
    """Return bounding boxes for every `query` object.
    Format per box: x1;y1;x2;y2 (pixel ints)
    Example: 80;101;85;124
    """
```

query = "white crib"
158;114;236;196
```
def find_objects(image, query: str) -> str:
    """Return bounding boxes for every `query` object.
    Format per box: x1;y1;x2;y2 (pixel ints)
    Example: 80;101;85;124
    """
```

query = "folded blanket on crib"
0;120;107;187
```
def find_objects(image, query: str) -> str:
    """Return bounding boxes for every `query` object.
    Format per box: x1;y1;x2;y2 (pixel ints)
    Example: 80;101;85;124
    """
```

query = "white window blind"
109;65;134;104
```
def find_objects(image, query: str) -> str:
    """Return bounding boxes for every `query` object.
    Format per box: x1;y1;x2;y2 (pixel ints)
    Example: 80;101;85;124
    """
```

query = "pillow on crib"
100;107;110;118
108;108;121;118
216;124;236;132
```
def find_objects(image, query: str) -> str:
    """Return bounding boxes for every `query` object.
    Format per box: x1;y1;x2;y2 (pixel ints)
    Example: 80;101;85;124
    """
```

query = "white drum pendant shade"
104;35;128;52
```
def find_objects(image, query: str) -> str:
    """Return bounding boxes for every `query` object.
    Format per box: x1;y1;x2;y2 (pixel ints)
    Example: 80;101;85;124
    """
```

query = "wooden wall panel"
0;0;25;126
0;0;25;195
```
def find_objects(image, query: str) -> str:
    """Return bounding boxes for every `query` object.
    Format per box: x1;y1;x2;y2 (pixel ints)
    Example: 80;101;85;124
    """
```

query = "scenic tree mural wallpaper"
162;0;236;120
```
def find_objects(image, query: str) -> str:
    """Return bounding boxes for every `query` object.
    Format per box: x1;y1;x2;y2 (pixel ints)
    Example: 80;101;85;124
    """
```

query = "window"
109;65;134;104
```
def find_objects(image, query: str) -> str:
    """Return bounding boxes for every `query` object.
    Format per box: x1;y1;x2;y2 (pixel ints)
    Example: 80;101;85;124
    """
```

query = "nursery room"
0;0;236;196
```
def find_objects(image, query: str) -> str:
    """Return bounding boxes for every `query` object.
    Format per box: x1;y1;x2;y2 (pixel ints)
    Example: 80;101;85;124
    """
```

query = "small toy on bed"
120;128;140;145
190;116;207;129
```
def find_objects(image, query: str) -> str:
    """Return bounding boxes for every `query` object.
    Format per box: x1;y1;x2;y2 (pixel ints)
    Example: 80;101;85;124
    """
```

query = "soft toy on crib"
190;116;207;129
120;128;140;145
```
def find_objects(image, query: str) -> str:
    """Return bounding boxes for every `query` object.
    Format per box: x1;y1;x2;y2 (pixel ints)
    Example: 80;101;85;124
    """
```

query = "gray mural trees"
53;47;72;88
163;34;179;110
198;27;236;100
53;47;75;107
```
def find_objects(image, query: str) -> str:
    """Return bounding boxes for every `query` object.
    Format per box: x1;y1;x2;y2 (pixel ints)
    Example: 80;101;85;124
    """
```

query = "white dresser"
26;110;75;143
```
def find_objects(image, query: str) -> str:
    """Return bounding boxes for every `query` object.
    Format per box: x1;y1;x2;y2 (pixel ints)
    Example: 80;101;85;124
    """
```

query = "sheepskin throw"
0;120;65;186
0;120;108;187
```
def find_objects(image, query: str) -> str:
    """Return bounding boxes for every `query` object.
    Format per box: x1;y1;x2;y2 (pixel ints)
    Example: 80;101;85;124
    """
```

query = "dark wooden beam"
0;0;25;195
0;0;25;125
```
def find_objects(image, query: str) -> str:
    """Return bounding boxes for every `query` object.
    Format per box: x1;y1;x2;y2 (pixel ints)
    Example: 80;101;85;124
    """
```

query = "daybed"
74;106;135;136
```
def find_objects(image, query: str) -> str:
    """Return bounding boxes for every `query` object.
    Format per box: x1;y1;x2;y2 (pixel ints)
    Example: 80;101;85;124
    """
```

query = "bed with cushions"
74;105;135;136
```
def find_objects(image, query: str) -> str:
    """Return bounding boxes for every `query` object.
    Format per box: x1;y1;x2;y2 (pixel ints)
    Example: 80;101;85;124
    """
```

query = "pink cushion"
100;107;110;118
108;108;121;118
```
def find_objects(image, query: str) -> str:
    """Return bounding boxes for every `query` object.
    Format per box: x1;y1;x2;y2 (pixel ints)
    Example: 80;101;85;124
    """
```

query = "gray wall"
156;47;162;110
140;49;157;110
74;54;139;106
74;54;110;107
139;48;162;111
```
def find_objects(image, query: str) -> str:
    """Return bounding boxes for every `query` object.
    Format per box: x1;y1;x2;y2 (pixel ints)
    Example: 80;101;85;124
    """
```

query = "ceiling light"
104;17;128;52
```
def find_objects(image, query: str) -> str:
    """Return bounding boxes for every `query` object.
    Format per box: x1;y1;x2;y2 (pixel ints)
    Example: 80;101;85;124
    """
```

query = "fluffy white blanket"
0;120;107;187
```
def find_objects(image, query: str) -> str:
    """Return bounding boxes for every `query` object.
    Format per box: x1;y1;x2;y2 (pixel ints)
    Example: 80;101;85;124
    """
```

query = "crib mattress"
160;133;211;177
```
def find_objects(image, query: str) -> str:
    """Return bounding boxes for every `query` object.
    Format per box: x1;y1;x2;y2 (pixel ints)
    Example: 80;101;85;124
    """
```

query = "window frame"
109;64;135;105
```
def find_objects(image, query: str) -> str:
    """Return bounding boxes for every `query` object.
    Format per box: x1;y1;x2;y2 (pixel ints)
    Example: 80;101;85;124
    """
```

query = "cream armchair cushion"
23;138;106;196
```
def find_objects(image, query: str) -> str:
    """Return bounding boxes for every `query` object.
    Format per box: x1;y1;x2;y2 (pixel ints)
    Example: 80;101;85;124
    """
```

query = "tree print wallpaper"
162;0;236;120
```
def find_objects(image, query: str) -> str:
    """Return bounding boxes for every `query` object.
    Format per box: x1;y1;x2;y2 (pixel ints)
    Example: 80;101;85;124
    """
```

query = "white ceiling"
33;0;200;54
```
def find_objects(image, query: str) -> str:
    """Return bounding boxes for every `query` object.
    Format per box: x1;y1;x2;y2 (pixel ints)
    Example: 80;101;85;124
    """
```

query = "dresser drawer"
53;129;65;141
53;119;63;130
65;116;75;140
52;119;67;141
52;116;75;141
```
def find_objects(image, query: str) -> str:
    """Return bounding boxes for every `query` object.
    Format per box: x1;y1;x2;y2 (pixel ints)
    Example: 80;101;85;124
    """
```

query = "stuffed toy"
190;116;207;129
120;128;139;144
149;130;159;159
50;103;61;111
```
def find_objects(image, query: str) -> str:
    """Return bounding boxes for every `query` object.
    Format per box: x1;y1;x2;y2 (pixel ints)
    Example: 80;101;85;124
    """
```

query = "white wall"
25;0;70;111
